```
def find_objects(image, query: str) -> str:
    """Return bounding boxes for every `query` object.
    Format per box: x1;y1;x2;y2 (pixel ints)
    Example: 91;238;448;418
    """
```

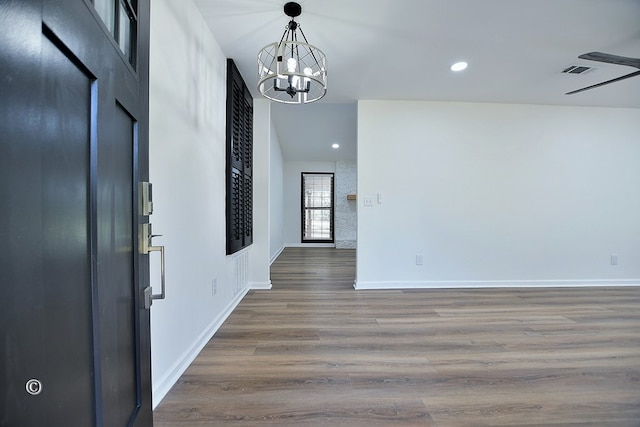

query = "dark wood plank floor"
154;247;640;426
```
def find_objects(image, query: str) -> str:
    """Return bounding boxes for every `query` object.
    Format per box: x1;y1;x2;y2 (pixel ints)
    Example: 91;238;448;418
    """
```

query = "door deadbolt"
25;379;42;395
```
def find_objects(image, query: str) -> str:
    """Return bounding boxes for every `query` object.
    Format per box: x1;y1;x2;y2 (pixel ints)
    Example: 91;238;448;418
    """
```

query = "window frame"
91;0;138;68
300;172;335;244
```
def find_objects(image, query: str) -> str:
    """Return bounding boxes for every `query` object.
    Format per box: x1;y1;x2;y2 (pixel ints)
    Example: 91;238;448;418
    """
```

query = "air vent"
562;65;595;75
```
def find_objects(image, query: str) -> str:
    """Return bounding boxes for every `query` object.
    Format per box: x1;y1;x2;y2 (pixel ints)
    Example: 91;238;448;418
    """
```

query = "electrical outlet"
364;197;373;206
416;254;423;265
610;254;618;266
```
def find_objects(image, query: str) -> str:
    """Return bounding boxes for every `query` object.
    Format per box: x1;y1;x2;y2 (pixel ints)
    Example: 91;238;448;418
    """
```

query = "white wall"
357;100;640;289
149;0;251;407
283;161;336;245
270;122;285;262
249;99;271;289
335;161;357;249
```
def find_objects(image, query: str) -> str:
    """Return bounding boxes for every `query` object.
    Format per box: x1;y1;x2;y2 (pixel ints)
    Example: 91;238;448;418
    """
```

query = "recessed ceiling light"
450;61;468;72
332;143;340;149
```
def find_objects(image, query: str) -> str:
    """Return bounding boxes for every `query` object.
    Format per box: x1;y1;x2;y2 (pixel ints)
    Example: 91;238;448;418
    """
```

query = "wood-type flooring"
154;247;640;426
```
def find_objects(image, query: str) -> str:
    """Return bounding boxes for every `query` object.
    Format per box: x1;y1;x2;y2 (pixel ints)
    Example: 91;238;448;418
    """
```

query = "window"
301;173;334;243
93;0;138;67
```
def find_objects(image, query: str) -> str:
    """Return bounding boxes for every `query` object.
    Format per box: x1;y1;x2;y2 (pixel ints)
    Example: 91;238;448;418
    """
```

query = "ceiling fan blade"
566;70;640;95
578;52;640;69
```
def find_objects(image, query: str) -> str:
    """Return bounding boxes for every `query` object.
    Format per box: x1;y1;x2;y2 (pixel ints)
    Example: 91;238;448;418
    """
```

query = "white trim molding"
286;243;335;248
353;279;640;290
250;281;273;290
270;245;285;265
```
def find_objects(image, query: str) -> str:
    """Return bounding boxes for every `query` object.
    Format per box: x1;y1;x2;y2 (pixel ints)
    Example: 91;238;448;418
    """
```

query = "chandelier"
257;2;327;104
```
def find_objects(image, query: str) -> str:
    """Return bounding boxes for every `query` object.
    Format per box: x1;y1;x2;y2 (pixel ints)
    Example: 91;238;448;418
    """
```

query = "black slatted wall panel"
226;59;253;254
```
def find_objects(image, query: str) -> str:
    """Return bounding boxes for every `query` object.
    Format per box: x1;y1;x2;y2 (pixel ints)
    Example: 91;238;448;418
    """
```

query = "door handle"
141;224;166;309
146;241;165;307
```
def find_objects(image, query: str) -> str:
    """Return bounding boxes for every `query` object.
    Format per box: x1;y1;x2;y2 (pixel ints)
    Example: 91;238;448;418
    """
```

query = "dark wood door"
0;0;152;425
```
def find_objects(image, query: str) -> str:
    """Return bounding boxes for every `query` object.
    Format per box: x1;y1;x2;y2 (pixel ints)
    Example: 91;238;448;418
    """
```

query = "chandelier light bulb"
303;67;313;76
287;57;297;72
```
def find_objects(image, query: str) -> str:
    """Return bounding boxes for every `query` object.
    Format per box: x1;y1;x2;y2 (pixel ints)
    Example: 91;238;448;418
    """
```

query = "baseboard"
285;243;335;248
270;245;285;265
249;280;272;290
353;279;640;290
152;287;249;408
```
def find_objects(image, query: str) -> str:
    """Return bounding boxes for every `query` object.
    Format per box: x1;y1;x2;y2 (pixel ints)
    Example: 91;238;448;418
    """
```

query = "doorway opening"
301;172;334;243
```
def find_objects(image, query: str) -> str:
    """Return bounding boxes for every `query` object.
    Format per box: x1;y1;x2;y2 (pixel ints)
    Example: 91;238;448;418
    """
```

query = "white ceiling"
193;0;640;161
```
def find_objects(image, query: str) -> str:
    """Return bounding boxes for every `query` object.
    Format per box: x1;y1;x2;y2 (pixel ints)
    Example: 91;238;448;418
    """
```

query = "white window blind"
301;173;334;242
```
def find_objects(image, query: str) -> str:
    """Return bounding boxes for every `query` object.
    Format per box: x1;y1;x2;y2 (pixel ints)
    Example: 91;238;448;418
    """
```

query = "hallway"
154;247;640;426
